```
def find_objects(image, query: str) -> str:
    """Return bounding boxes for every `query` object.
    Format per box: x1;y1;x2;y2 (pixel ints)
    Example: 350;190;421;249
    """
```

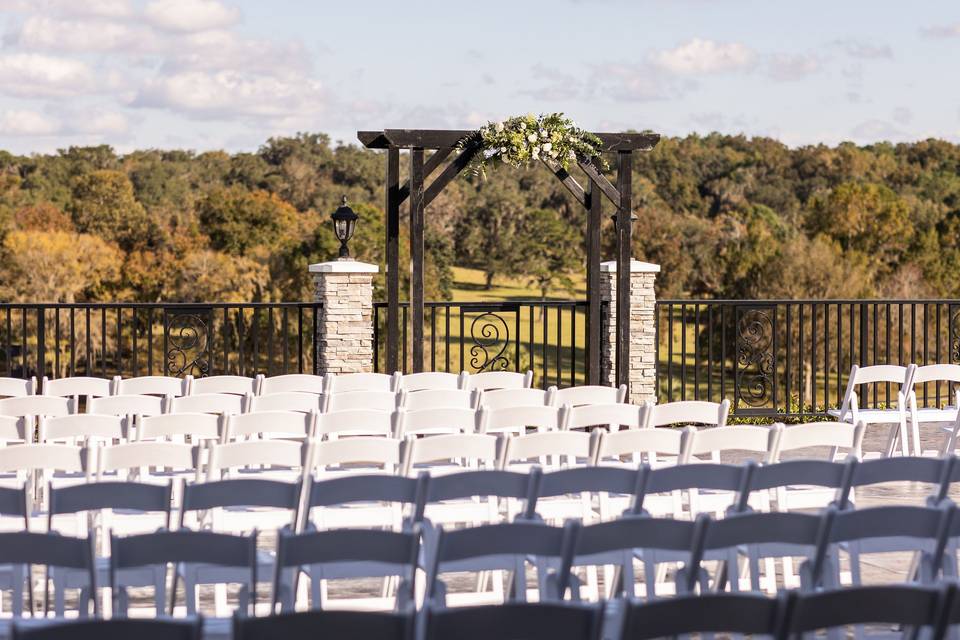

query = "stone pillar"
600;259;660;404
310;261;378;375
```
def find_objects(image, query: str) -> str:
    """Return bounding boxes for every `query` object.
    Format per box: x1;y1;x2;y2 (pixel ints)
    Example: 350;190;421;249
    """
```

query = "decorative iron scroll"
951;305;960;364
468;311;511;372
164;307;212;378
734;306;776;410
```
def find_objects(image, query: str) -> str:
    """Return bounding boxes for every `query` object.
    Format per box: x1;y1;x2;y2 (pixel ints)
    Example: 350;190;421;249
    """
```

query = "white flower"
532;148;540;160
500;147;507;153
550;150;558;158
501;154;511;163
519;122;526;130
542;142;552;151
540;129;548;139
568;149;576;159
495;121;504;132
527;133;537;142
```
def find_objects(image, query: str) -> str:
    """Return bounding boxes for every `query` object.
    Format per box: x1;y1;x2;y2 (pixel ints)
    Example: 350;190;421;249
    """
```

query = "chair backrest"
644;399;730;428
562;403;644;431
772;421;864;461
526;467;641;520
395;407;477;436
0;376;36;398
206;440;307;480
684;425;779;463
748;459;850;495
618;593;782;640
500;431;598;470
0;484;29;528
0;443;87;474
315;409;396;437
189;375;257;396
397;371;466;392
638;464;747;516
399;389;478;411
179;478;301;530
0;414;29;443
226;411;316;441
699;510;824;553
842;456;947;507
13;618;203;640
42;376;113;400
169;392;246;415
0;531;96;617
782;585;944;637
135;412;222;442
826;504;949;544
88;394;164;417
550;385;627;407
479;388;549;410
96;442;197;480
248;392;324;414
303;474;423;511
595;427;692;464
839;363;914;415
232;610;413;640
114;376;188;397
424;602;603;640
912;364;960;385
575;516;699;563
308;439;403;475
325;372;397;394
400;433;500;475
257;374;325;396
325;390;398;412
418;470;533;522
39;414;125;444
467;371;533;392
478;405;560;434
48;481;172;531
0;395;71;418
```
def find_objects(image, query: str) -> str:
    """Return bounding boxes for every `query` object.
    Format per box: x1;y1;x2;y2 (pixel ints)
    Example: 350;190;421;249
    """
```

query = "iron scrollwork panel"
734;305;777;413
951;304;960;364
461;304;519;373
164;306;213;378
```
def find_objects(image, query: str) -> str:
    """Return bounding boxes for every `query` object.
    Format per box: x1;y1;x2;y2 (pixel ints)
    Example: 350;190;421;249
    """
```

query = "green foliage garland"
459;113;607;177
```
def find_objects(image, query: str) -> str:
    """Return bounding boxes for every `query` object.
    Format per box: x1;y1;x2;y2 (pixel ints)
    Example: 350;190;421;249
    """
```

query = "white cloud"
0;109;60;136
921;24;960;38
651;38;755;74
594;63;693;102
164;30;312;75
766;53;820;81
132;70;323;120
0;53;95;97
833;38;893;59
9;16;155;53
850;119;908;142
892;107;912;125
144;0;241;33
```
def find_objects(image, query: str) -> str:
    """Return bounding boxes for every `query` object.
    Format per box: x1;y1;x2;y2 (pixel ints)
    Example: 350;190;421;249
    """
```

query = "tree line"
1;132;959;304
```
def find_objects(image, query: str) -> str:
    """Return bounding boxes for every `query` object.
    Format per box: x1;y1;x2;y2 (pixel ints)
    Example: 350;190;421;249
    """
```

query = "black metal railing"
657;299;960;417
0;302;323;380
373;300;589;389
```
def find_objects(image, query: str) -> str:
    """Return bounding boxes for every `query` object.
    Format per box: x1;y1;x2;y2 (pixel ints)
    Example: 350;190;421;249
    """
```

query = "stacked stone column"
599;259;660;404
310;261;378;374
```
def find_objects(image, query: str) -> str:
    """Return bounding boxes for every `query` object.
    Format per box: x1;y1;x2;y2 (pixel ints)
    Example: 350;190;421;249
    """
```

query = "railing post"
600;259;659;404
310;261;379;375
36;307;45;380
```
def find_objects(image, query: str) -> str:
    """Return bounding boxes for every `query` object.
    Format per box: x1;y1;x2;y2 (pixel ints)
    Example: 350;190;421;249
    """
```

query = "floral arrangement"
459;113;606;177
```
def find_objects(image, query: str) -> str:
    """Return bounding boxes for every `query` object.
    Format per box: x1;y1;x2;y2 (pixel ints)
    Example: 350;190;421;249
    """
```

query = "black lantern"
331;195;359;259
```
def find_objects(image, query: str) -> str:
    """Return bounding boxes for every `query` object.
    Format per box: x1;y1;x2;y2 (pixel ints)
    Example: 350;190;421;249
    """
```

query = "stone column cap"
599;259;660;273
309;260;379;274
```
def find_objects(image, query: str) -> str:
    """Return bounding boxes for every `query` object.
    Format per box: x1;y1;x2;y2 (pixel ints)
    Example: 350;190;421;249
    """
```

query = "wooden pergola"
358;128;660;388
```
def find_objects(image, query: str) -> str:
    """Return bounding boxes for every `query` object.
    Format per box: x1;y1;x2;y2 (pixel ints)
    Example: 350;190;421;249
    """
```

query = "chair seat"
914;407;959;423
827;408;903;423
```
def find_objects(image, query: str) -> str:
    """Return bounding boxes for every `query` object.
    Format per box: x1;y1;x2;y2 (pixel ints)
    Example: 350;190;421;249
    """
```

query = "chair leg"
911;415;922;456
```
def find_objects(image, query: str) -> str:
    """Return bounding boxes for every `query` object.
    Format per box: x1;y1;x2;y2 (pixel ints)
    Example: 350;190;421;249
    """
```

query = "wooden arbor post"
359;129;658;386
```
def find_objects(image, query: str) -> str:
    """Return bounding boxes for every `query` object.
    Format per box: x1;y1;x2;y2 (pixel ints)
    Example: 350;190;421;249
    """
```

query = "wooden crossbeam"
398;148;452;203
423;144;480;206
541;158;588;210
577;159;621;209
359;129;660;152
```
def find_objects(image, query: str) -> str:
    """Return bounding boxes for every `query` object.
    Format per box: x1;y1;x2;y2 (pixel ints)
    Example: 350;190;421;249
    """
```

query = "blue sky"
0;0;958;154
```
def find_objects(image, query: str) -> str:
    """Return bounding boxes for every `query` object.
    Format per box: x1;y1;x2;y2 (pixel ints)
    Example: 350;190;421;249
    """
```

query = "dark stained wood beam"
398;147;452;203
359;129;661;152
409;148;426;373
423;144;480;207
385;147;401;374
577;160;621;209
587;181;602;386
541;158;588;210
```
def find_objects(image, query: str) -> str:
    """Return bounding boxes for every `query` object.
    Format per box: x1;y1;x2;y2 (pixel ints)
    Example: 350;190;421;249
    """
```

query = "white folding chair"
135;413;222;443
395;407;477;436
0;376;36;398
0;444;87;513
827;363;914;457
95;441;199;485
499;430;598;474
114;376;188;398
256;373;324;396
399;388;478;411
325;390;398;412
189;375;256;396
476;405;559;436
248;392;324;414
39;414;125;445
42;376;113;413
225;411;317;441
467;371;533;392
594;426;693;470
0;414;31;445
324;372;398;394
910;364;960;456
478;388;549;410
771;421;865;463
561;403;644;432
206;439;307;483
684;425;779;464
0;395;71;419
397;371;467;392
401;433;500;476
88;394;164;418
644;399;730;428
169;393;246;415
549;385;627;407
315;409;396;438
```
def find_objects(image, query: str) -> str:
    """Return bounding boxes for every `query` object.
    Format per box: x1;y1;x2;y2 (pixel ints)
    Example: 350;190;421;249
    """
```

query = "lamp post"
331;195;359;260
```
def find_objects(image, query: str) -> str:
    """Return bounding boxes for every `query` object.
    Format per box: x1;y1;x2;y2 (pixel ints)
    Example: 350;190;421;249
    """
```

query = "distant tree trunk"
485;271;494;290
